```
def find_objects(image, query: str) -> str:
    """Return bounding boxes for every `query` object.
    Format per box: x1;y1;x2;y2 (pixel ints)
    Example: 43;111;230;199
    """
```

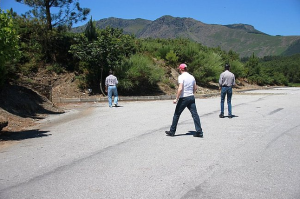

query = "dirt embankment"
0;83;64;132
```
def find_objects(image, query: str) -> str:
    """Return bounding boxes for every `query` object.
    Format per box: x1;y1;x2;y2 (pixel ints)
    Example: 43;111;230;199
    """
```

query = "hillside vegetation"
1;9;300;97
72;15;300;58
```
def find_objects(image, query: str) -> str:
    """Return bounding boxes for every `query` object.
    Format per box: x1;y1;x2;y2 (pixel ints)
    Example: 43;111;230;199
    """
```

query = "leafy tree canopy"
15;0;90;30
0;9;20;87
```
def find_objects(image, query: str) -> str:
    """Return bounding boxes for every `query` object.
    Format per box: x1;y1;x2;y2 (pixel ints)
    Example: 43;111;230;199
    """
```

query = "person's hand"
173;98;178;104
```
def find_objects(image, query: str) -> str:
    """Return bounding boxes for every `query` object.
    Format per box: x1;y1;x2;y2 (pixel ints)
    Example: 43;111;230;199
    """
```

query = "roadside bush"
165;50;178;66
190;51;223;85
230;60;246;79
273;72;288;85
20;60;39;76
176;41;201;63
75;74;88;91
162;78;176;89
138;38;162;55
46;63;65;74
156;46;171;60
117;54;164;95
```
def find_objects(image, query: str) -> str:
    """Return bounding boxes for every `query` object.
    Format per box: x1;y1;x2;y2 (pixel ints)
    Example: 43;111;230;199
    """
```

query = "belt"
108;85;115;86
222;85;231;87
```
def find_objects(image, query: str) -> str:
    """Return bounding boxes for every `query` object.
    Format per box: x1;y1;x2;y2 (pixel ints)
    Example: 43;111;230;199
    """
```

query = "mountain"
72;15;300;58
72;17;151;35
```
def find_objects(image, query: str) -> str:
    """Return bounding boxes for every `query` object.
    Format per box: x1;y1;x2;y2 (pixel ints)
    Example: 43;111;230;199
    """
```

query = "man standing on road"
219;63;235;118
105;69;119;107
165;63;204;137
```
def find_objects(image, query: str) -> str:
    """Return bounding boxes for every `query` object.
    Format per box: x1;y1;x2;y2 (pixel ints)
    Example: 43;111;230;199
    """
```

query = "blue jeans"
108;86;118;107
220;87;232;116
170;95;202;134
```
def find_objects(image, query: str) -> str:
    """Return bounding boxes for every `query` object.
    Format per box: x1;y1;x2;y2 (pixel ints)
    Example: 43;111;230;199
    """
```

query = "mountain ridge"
72;15;300;58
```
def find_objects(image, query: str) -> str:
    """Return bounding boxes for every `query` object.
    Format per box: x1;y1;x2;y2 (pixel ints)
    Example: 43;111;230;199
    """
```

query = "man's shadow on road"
222;115;239;119
113;105;123;108
172;131;196;137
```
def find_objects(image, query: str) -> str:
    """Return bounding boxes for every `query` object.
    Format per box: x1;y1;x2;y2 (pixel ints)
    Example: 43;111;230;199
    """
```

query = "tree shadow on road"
0;129;51;141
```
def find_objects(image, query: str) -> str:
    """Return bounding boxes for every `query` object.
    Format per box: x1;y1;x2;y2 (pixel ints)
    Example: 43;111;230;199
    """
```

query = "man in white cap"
165;63;204;137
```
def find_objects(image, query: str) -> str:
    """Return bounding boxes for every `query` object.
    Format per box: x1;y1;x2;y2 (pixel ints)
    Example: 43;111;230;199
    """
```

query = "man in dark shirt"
219;64;235;118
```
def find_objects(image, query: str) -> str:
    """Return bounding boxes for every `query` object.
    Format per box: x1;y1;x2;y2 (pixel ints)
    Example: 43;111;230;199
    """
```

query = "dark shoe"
219;114;224;118
194;132;203;138
228;115;233;119
165;131;175;136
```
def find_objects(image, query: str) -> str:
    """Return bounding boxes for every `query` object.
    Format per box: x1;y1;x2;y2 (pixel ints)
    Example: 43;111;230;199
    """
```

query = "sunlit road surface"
1;87;300;199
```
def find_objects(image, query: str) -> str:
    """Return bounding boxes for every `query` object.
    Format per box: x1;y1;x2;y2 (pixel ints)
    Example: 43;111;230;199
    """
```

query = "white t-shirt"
178;72;195;98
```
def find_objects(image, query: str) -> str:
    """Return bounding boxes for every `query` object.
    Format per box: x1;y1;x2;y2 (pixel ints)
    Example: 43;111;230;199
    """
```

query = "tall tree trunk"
45;0;52;30
100;67;106;96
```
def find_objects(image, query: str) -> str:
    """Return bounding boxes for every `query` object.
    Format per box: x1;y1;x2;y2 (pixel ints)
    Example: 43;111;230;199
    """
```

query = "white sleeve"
178;75;183;84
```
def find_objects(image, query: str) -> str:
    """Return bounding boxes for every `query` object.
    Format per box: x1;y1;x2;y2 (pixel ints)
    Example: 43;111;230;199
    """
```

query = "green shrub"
166;50;178;66
230;60;246;79
156;46;171;60
46;63;65;74
162;78;176;89
176;42;201;63
20;61;39;76
117;54;164;94
75;75;88;91
190;51;223;85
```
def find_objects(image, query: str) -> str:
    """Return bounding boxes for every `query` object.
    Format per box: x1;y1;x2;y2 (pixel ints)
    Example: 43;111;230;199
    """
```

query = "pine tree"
16;0;90;30
85;16;97;42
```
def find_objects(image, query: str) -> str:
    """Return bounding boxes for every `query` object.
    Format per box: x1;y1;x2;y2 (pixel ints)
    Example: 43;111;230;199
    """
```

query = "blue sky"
1;0;300;36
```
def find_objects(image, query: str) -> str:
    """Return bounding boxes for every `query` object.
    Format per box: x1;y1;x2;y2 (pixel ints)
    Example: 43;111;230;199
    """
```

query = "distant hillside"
72;15;300;58
72;17;151;35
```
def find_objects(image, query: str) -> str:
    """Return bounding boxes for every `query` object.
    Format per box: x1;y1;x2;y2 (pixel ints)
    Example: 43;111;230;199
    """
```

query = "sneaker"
165;131;175;136
219;114;224;118
114;103;118;107
194;132;203;138
228;115;233;119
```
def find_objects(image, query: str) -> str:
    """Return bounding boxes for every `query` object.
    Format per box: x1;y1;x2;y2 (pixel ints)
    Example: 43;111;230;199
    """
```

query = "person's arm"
105;78;108;92
218;74;223;90
193;82;197;94
173;83;183;104
232;74;236;87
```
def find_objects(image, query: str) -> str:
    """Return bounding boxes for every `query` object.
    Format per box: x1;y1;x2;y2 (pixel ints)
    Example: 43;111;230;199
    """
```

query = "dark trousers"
170;95;203;134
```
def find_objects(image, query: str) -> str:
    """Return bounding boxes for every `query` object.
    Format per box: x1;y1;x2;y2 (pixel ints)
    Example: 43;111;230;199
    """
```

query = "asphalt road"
1;87;300;199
